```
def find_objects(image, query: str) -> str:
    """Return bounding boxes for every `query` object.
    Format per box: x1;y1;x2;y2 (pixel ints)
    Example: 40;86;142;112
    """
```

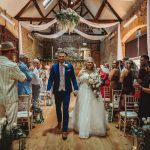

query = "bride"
72;57;107;138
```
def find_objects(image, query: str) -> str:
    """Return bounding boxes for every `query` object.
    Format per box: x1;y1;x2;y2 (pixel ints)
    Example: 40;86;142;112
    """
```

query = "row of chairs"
103;86;139;134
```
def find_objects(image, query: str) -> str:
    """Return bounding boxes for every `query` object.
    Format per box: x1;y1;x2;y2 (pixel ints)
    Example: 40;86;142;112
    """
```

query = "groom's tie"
60;64;63;76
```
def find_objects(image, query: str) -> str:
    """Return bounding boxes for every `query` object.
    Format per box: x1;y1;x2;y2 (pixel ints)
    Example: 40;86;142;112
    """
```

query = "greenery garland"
56;8;79;33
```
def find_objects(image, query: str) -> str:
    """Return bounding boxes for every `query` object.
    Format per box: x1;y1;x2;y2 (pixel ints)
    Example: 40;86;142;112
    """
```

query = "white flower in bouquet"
89;78;94;84
144;120;148;124
96;83;100;88
142;117;146;121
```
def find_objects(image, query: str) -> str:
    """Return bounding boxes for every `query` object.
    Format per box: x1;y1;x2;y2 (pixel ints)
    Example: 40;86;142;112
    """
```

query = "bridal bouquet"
88;72;101;98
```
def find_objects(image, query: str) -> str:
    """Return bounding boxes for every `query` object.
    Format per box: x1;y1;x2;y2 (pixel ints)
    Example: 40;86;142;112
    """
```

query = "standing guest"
18;53;33;110
0;41;26;131
135;55;150;125
31;59;41;113
47;50;78;140
109;60;121;101
119;60;135;111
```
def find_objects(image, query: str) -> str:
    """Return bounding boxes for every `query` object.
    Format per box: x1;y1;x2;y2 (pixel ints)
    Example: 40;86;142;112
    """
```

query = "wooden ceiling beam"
18;17;118;23
60;0;67;8
15;0;33;19
80;0;84;16
105;1;122;22
95;0;106;19
18;17;54;22
82;11;88;17
83;3;95;19
32;0;44;17
68;0;71;8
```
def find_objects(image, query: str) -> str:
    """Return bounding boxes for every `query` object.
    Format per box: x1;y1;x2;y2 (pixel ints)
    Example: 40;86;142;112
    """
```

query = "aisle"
13;94;132;150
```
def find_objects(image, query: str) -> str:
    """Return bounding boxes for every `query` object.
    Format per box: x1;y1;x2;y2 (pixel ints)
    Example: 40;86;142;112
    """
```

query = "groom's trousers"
54;91;70;132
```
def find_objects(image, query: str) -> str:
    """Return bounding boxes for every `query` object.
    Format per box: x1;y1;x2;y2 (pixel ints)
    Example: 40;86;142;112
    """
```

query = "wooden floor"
13;95;133;150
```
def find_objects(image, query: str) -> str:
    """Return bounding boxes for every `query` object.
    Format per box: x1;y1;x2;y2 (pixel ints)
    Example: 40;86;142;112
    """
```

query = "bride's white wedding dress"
72;70;107;138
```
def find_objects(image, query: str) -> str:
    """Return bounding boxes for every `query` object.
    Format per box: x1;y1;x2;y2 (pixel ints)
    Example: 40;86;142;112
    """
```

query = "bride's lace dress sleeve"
77;69;88;85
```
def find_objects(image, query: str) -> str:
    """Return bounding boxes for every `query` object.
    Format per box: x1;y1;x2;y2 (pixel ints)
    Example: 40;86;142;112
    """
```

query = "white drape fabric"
34;30;66;39
18;8;123;60
21;18;57;31
19;22;23;54
147;0;150;57
74;28;107;40
79;16;119;28
117;23;123;60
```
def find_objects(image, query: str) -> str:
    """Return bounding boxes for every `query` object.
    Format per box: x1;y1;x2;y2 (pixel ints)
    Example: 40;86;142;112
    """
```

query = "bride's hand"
73;90;78;97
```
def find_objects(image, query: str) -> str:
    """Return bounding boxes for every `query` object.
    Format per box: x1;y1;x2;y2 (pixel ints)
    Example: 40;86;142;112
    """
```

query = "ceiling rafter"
80;0;84;16
18;17;118;23
105;1;122;22
83;3;95;19
95;0;106;20
32;0;44;17
15;0;33;19
38;3;58;24
68;0;71;8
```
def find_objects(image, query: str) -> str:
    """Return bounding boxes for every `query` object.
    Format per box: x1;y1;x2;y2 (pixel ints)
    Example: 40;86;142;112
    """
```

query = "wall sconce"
0;12;15;26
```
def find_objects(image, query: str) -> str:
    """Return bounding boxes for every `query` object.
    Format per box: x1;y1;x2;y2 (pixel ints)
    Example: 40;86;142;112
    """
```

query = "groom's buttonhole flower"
63;64;69;68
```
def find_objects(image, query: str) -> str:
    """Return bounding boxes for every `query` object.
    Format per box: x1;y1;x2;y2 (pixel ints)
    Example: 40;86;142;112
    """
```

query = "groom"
47;50;78;140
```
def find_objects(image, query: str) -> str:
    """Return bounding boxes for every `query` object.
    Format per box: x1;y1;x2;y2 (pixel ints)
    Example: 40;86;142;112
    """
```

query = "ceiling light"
123;15;137;28
43;0;53;9
0;12;15;26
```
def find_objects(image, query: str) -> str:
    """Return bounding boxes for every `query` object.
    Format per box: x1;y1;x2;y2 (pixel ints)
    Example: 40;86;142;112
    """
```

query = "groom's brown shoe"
62;132;68;140
54;123;61;133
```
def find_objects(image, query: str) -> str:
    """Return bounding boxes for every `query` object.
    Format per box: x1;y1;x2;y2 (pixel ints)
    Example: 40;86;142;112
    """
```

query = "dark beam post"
95;0;106;19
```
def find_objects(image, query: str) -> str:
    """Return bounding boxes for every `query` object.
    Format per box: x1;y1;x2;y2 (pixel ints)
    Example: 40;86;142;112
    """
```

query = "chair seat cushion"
17;111;32;118
120;111;138;118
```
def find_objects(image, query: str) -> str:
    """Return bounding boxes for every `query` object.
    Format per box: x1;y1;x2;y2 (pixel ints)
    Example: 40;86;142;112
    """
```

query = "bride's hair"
84;57;97;72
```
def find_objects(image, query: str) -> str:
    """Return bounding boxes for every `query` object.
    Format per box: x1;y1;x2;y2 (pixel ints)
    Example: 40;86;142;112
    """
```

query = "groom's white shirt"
59;63;65;91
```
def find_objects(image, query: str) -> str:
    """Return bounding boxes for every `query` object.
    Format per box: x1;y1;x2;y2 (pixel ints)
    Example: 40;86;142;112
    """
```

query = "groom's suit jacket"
47;62;78;94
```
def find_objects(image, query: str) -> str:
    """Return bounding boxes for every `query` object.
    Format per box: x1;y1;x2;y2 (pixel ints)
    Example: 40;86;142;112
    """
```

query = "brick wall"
0;15;44;60
21;27;44;60
100;0;147;65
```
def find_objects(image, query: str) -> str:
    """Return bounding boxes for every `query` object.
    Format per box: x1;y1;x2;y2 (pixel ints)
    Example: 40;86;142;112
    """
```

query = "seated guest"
0;41;26;131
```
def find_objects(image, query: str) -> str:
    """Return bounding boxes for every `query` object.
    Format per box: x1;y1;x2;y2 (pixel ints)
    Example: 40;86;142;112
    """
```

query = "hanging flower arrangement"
55;8;79;33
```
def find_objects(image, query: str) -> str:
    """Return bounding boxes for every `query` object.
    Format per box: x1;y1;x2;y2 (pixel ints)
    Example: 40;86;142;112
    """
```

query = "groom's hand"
47;90;51;97
73;90;78;97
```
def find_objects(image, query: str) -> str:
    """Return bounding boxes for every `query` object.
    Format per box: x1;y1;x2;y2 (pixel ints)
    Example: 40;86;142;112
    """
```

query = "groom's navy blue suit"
47;62;78;132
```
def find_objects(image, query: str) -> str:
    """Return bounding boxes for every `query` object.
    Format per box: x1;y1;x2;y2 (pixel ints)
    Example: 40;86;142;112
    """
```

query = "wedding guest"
109;60;121;101
0;41;26;131
119;60;136;111
31;59;41;113
73;57;106;138
135;56;150;125
18;53;33;110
